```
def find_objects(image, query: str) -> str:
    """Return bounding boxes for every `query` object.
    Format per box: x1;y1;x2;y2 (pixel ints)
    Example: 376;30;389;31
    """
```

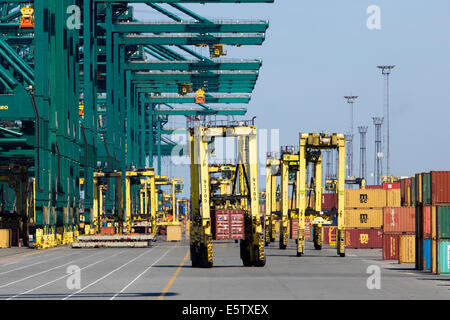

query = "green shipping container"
422;172;431;205
410;177;416;206
438;240;450;274
437;206;450;239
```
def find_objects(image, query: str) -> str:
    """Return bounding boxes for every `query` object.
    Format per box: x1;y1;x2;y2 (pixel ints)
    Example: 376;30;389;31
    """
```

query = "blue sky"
133;1;450;189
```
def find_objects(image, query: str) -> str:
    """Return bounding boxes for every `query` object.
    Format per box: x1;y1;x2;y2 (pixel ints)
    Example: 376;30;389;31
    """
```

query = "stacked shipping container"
344;188;400;248
413;171;450;275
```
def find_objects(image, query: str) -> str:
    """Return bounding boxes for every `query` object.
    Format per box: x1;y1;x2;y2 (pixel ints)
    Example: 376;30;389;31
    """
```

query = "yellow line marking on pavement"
157;250;189;300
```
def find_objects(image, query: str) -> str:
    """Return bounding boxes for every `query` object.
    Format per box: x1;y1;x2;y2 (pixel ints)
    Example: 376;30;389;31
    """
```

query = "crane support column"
337;137;346;257
279;158;289;249
297;136;306;256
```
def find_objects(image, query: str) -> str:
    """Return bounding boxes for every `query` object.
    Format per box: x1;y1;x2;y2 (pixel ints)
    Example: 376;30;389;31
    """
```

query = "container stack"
344;188;400;249
414;171;450;275
380;179;415;263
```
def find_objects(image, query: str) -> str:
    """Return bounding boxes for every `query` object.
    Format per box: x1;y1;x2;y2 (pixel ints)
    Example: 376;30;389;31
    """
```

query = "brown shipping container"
386;189;401;207
383;233;400;260
383;207;415;233
345;189;387;209
345;209;383;229
399;235;415;264
431;171;450;204
345;229;383;249
322;193;337;210
212;209;245;240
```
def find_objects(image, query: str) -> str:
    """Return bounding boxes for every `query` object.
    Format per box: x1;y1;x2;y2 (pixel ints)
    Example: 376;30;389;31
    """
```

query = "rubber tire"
190;244;200;268
339;252;345;257
240;240;252;267
199;244;213;268
296;252;303;257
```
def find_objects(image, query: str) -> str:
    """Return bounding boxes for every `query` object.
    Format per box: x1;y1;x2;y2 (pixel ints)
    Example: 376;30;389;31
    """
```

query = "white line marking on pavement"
0;252;78;276
62;248;155;300
0;251;103;289
6;250;125;300
110;248;170;300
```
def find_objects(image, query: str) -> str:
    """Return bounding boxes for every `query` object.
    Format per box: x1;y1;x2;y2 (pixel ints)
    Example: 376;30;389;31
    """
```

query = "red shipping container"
431;171;450;204
289;218;312;240
290;218;298;239
212;209;245;240
305;218;312;240
383;233;399;260
100;227;115;235
323;226;337;246
383;207;415;233
322;193;337;210
383;182;400;190
365;185;382;189
345;229;383;248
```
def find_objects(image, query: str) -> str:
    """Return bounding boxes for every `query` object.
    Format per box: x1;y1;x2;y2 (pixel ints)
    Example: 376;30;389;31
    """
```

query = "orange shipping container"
383;207;415;233
345;189;387;209
345;209;383;229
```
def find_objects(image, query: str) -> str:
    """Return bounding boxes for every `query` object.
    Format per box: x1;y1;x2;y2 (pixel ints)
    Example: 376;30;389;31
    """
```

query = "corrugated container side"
0;229;11;248
305;218;312;241
423;206;431;238
438;240;450;274
383;207;415;233
437;205;450;239
323;226;337;246
345;189;387;209
290;218;298;239
386;189;401;207
415;173;423;204
322;193;337;210
383;233;400;260
400;179;406;205
399;235;415;264
345;209;383;229
345;229;383;249
212;209;245;240
423;239;431;271
422;172;431;205
410;177;416;206
383;182;400;189
431;239;438;273
365;185;382;189
431;205;437;239
431;171;450;205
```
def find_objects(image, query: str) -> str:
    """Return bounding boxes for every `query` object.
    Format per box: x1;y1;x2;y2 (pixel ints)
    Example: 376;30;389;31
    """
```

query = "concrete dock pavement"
0;240;448;300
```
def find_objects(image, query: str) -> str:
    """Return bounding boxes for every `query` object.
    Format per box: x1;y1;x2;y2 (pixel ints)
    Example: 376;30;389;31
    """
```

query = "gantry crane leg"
190;128;213;268
279;159;289;249
297;139;306;256
337;138;346;257
239;133;265;267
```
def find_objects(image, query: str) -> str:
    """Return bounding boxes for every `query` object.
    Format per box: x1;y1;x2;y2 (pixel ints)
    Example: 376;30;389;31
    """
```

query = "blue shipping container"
423;239;431;271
